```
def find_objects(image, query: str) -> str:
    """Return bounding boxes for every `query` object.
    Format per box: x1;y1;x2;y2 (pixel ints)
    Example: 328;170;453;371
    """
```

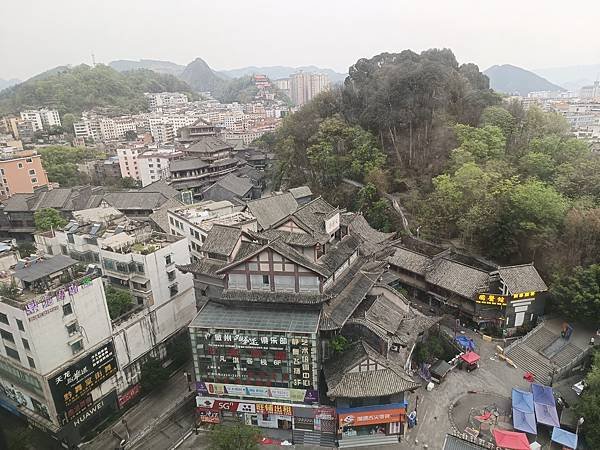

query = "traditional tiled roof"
13;255;78;283
324;341;419;398
345;213;395;244
318;234;361;274
140;180;180;199
259;230;318;248
425;258;490;299
245;192;298;230
219;289;325;305
169;157;208;172
269;239;330;277
103;191;169;211
497;264;548;293
177;259;228;279
232;241;263;262
320;260;386;330
2;187;104;212
202;224;242;257
149;197;184;232
442;434;488;450
389;246;430;276
288;186;312;199
202;173;253;199
186;137;233;154
288;197;338;241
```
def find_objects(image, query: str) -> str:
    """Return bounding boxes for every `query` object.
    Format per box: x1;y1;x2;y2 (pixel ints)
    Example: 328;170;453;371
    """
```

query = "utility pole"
91;53;96;67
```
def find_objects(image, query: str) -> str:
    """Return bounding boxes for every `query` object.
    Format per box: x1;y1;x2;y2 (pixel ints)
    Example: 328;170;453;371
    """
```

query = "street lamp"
576;417;584;435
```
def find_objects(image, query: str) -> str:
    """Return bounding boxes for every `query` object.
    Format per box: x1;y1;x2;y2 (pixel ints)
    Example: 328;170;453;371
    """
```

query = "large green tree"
104;285;133;319
34;208;67;232
208;422;262;450
38;145;102;186
576;351;600;448
550;265;600;325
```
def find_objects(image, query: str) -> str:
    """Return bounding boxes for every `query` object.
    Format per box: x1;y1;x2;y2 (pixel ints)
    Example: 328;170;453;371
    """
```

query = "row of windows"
228;273;320;293
0;312;25;331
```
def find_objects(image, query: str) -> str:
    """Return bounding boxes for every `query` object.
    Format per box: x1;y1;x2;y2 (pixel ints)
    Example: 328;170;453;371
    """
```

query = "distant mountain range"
108;59;347;87
484;64;564;96
533;63;600;91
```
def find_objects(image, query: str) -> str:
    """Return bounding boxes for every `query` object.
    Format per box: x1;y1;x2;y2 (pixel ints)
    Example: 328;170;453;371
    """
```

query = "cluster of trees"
212;75;290;105
34;207;67;232
577;351;600;448
0;64;196;117
37;145;104;186
104;285;133;320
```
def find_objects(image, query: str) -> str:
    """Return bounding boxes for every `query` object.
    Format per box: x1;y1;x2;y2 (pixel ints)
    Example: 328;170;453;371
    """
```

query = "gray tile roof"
186;137;233;154
140;180;180;199
103;191;169;211
13;255;78;283
288;186;312;199
203;173;253;198
202;224;242;257
498;264;548;293
318;234;361;274
324;341;419;398
149;197;184;232
425;258;490;299
389;246;430;276
177;259;228;279
346;213;396;244
245;192;298;230
260;230;318;247
289;197;338;241
169;157;208;172
442;434;488;450
190;301;320;333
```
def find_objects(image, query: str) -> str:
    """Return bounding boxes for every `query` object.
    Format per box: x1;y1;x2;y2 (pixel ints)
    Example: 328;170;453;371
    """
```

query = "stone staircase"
550;343;585;368
338;434;400;448
524;327;557;352
505;344;552;384
293;430;336;447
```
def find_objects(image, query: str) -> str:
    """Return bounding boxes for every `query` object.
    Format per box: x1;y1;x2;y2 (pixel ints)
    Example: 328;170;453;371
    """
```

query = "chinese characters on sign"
195;331;315;396
511;291;537;300
196;407;221;423
255;402;292;416
23;276;93;320
49;341;118;418
476;293;508;306
117;383;141;409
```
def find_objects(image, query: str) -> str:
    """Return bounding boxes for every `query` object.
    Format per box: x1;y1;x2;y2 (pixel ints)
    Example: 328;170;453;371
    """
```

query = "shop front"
337;403;407;443
292;405;337;447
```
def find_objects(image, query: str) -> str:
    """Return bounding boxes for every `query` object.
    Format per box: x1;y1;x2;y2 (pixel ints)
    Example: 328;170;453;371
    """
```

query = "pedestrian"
590;336;595;346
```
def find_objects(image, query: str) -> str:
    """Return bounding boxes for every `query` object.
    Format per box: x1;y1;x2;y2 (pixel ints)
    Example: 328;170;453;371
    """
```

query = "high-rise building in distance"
289;72;330;106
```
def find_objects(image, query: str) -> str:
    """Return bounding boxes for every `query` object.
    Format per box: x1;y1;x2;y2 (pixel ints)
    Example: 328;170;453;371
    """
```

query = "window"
0;329;14;343
0;312;7;325
5;346;19;361
169;217;174;225
169;284;178;297
136;263;144;273
17;163;23;168
66;322;78;336
167;270;176;281
60;245;68;255
262;275;270;285
27;356;35;369
228;273;246;289
62;303;73;316
16;319;24;331
250;275;270;290
0;169;3;175
22;338;30;351
70;340;83;354
31;178;37;184
25;158;32;163
165;255;172;265
28;169;36;175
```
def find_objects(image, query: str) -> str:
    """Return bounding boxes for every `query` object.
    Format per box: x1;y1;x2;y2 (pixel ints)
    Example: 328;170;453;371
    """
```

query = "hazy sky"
2;0;599;80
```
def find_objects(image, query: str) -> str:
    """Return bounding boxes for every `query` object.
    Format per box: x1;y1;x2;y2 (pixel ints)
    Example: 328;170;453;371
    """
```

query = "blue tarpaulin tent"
512;407;537;434
534;402;560;427
531;383;555;405
551;427;578;449
512;388;534;414
455;335;475;351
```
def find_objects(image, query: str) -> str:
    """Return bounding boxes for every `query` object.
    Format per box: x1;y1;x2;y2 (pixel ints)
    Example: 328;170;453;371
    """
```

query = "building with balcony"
168;157;240;199
178;118;220;143
0;150;49;198
137;148;182;187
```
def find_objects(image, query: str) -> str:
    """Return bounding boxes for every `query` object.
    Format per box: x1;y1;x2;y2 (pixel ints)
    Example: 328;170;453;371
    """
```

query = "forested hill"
484;64;565;95
0;64;196;116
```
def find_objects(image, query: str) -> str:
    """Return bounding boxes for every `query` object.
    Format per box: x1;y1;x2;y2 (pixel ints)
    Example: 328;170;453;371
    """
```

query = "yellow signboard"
511;291;537;300
476;294;508;306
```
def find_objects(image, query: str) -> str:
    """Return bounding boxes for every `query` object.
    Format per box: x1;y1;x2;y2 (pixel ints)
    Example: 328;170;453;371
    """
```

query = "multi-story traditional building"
181;197;434;447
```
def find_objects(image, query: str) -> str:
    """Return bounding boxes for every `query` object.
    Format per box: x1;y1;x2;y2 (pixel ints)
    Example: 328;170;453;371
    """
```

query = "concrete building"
290;72;330;106
167;200;257;262
116;147;141;180
178;119;220;143
0;150;49;198
137;148;182;187
145;92;189;110
20;109;61;132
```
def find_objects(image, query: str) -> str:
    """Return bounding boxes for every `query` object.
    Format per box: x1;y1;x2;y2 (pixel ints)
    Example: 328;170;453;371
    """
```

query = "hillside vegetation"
0;64;196;116
484;64;565;95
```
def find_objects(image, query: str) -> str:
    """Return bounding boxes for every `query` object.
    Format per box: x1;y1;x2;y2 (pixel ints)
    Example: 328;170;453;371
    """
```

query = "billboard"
338;406;406;427
196;381;318;404
49;341;118;416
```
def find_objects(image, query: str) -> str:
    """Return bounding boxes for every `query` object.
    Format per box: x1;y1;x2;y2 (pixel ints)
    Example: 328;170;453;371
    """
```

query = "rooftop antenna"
91;53;96;67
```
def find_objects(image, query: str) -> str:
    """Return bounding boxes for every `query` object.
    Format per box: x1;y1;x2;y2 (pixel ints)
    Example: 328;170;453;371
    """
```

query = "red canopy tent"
493;429;530;450
460;352;480;364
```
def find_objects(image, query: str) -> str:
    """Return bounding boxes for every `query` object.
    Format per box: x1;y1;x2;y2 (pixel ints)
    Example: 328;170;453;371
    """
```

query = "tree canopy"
38;145;103;186
0;64;196;117
208;422;262;450
34;208;67;232
550;266;600;326
104;285;133;320
577;351;600;449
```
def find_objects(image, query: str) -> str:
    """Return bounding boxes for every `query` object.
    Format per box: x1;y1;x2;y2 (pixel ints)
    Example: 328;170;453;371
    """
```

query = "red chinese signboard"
196;407;221;424
118;383;141;409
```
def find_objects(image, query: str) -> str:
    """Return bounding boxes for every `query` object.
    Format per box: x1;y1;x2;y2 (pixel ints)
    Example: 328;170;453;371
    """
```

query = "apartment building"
145;92;189;110
0;150;49;198
19;109;61;132
290;72;330;106
137;148;182;187
116;147;141;180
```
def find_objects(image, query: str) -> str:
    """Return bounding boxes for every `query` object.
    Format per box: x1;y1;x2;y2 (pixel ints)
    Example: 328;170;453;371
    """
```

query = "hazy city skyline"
2;0;600;80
